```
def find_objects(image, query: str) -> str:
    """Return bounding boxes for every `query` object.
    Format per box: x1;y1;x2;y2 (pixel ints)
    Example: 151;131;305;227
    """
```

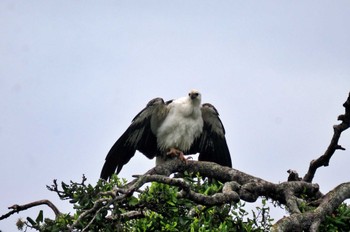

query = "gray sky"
1;1;350;230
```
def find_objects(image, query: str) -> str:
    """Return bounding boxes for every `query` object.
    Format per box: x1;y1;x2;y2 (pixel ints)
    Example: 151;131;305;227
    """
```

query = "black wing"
100;98;166;180
189;103;232;167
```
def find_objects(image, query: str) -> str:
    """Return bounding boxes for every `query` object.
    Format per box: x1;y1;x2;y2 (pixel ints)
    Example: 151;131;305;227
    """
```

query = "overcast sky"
1;1;350;230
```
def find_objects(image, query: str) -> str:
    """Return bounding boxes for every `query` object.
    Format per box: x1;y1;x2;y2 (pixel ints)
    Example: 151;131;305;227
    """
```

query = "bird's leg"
167;148;186;162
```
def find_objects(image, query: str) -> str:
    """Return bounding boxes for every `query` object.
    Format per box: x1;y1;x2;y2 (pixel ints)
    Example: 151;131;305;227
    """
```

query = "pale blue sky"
1;1;350;230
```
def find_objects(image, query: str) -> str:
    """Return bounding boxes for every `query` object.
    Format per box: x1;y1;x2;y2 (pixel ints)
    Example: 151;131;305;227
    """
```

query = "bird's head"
188;89;201;104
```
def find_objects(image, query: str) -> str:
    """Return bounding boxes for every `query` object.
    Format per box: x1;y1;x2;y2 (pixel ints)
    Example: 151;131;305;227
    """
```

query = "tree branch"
302;92;350;182
272;182;350;232
0;199;61;220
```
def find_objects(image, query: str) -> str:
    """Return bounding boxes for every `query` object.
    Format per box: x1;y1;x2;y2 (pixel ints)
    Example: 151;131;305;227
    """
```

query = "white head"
188;89;201;105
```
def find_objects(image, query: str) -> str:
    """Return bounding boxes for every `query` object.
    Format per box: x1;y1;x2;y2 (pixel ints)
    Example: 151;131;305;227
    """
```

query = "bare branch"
303;92;350;182
0;199;61;220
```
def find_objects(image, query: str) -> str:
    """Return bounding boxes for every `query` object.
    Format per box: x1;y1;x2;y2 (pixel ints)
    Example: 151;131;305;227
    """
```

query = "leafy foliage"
319;203;350;231
18;174;274;231
15;174;350;231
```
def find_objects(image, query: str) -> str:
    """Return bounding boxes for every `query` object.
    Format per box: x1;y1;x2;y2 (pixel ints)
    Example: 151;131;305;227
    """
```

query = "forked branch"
303;92;350;182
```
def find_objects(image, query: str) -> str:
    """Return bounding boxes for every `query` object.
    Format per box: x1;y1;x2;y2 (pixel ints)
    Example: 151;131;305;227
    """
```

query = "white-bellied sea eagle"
100;90;232;180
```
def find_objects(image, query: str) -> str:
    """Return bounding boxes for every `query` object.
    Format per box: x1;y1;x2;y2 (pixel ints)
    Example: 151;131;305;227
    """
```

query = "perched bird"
100;90;232;180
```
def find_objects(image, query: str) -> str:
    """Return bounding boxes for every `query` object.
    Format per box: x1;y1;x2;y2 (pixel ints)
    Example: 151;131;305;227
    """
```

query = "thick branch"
128;160;320;212
272;182;350;232
302;92;350;182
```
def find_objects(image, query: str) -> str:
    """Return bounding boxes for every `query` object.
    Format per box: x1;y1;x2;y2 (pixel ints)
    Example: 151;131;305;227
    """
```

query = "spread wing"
189;103;232;167
100;98;167;180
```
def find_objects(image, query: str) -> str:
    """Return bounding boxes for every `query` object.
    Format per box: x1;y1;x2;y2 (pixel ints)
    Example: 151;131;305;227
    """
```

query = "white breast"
156;97;203;152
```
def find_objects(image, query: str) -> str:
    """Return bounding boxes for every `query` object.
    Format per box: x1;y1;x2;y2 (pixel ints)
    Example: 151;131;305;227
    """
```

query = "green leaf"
167;200;176;206
26;217;37;226
35;210;43;223
129;196;139;206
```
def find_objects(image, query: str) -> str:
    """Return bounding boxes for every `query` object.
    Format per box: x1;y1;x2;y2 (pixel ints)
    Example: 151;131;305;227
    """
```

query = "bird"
100;90;232;180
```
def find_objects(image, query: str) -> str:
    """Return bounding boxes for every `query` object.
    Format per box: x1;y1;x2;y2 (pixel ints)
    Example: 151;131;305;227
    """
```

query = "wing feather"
189;103;232;167
100;98;166;180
